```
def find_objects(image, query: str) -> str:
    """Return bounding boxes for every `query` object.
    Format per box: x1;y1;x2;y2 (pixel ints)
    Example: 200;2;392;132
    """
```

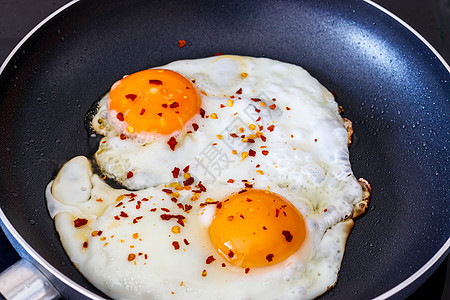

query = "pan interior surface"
0;0;448;299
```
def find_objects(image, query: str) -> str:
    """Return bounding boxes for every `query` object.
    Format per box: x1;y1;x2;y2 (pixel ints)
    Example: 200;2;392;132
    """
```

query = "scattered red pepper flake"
256;116;261;122
216;202;223;209
269;104;276;110
162;188;173;194
170;102;180;108
127;171;134;179
192;123;199;131
183;165;190;173
282;230;293;242
116;112;124;121
150;208;157;212
140;108;145;115
266;254;274;262
245;183;253;188
228;250;235;258
251;98;261;102
200;108;206;118
120;211;129;217
324;208;328;212
172;241;180;250
120;134;127;140
136;201;141;210
74;218;88;228
220;104;225;108
160;214;186;221
149;79;163;85
125;94;137;101
82;241;88;248
198;181;207;192
133;216;143;223
128;253;136;261
267;125;275;132
162;103;168;108
262;150;269;156
227;179;235;183
275;208;280;217
214;52;224;56
245;268;250;274
172;167;180;178
255;108;261;113
286;106;291;110
314;139;318;142
184;204;193;213
183;239;190;245
178;40;187;48
167;136;178;151
222;263;226;267
114;216;120;220
238;189;247;194
202;270;207;277
144;254;148;259
115;201;123;207
183;177;194;186
236;88;243;94
171;197;178;203
157;112;163;117
206;255;216;264
161;208;171;213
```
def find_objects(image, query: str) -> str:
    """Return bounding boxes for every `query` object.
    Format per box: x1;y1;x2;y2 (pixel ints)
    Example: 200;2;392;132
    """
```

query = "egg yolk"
209;189;307;268
109;69;201;135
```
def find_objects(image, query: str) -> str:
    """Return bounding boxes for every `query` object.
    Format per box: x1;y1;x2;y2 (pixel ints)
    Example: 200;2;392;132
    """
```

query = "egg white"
47;55;368;300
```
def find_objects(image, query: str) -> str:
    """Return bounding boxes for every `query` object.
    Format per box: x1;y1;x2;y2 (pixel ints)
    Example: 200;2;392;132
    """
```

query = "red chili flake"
116;112;124;121
82;241;88;248
200;108;206;118
160;214;186;221
236;88;243;94
114;216;120;220
183;239;190;245
269;104;276;110
150;208;157;212
220;104;225;108
230;133;238;138
142;198;149;201
238;189;247;194
256;164;260;168
267;125;275;132
266;254;274;262
138;252;143;256
120;134;127;140
170;102;180;108
177;203;184;210
206;255;216;264
149;79;163;85
97;230;103;236
202;270;207;277
140;108;145;115
282;230;293;242
222;263;226;267
157;112;163;117
256;116;261;122
262;150;269;156
178;40;187;48
227;179;235;183
162;189;173;194
216;202;223;209
125;94;137;101
192;123;199;131
324;208;328;212
127;171;134;179
240;214;245;219
255;108;261;113
171;197;178;203
245;268;250;274
161;208;171;212
74;218;88;228
133;216;143;223
120;211;129;217
183;177;194;186
115;201;123;207
228;250;235;258
275;209;280;217
162;103;168;108
250;98;261;102
246;198;253;202
198;181;207;192
128;253;136;261
314;139;318;142
136;201;141;210
245;183;253;188
172;167;180;178
184;204;193;212
167;136;178;151
125;192;137;198
172;241;180;250
263;226;267;230
214;52;224;56
286;106;291;110
183;166;190;174
260;135;267;142
144;254;148;259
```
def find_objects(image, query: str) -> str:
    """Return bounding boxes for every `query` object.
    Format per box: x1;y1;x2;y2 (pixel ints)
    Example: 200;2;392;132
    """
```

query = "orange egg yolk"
209;189;307;268
109;69;201;135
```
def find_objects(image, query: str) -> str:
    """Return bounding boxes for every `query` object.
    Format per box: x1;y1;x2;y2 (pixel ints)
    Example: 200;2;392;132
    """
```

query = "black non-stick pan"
0;0;449;299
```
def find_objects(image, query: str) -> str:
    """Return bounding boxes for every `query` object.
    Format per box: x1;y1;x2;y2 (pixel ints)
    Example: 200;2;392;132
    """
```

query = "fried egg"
47;55;370;299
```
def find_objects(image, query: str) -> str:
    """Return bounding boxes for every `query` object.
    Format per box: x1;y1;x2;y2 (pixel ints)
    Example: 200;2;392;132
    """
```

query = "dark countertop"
0;0;448;299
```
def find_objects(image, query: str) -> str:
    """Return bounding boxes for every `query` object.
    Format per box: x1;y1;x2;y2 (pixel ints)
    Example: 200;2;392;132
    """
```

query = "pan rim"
0;0;448;299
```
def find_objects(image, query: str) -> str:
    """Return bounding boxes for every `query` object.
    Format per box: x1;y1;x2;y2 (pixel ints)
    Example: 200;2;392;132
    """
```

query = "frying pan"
0;0;448;299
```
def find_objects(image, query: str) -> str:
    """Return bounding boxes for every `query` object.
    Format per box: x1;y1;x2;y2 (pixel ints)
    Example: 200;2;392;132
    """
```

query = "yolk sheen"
109;69;201;135
209;189;307;268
